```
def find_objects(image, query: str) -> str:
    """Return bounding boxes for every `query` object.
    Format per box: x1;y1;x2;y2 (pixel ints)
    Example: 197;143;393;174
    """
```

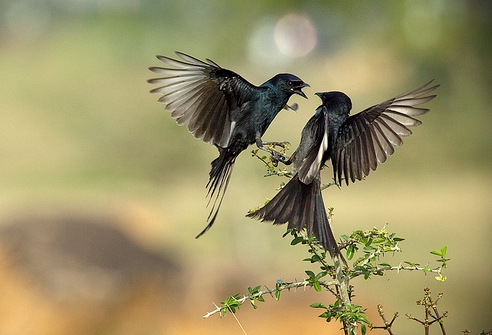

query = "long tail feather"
196;147;236;238
247;174;342;259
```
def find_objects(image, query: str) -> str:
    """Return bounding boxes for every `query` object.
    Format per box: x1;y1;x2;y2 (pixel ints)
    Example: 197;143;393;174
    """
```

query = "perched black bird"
148;52;309;238
248;81;439;257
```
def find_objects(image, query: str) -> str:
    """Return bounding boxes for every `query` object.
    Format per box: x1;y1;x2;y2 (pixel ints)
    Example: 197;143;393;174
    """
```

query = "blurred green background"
0;0;490;334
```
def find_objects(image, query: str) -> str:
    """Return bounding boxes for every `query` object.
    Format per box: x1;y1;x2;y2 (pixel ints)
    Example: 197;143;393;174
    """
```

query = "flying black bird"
248;81;439;257
148;52;309;238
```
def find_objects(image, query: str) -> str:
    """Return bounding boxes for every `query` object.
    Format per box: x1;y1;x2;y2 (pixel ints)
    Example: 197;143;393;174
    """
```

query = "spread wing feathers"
247;175;341;257
195;147;236;238
334;80;439;185
148;52;259;147
297;106;329;185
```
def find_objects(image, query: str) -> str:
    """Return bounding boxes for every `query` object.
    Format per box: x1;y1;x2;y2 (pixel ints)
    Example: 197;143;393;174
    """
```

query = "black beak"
294;82;310;99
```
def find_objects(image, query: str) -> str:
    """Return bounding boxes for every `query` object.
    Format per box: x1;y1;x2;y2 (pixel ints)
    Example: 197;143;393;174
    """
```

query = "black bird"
148;52;309;238
248;81;439;257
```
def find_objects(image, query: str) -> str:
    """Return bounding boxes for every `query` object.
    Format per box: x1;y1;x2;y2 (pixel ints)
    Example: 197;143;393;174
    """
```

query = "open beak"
294;82;310;99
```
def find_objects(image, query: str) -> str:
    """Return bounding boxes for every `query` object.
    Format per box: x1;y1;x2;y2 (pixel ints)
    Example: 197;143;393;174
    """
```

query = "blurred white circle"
274;13;317;58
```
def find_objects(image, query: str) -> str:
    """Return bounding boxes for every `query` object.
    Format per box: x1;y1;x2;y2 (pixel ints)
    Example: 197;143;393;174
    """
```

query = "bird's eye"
287;81;293;87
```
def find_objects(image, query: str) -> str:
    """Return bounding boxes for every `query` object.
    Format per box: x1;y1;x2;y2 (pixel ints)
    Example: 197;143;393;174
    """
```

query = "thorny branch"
203;278;339;319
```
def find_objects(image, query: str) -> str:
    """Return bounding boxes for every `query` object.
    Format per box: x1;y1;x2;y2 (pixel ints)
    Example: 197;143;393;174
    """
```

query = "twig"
350;263;445;278
430;292;447;335
203;278;339;318
406;288;448;335
371;304;398;335
326;212;353;334
321;179;341;190
230;309;248;335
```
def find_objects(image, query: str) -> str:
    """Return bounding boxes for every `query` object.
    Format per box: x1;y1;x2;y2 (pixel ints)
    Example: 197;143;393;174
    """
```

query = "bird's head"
271;74;310;99
315;91;352;113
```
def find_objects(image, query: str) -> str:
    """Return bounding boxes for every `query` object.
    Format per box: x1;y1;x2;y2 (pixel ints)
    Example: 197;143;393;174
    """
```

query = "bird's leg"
255;136;291;165
261;141;290;148
269;152;292;167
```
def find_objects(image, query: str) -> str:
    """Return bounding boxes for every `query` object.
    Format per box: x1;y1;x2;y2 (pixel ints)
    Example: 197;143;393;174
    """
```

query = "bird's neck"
264;86;291;110
253;89;290;136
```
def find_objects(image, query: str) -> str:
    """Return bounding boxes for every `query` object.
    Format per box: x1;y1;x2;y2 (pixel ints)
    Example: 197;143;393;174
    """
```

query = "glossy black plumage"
331;81;439;185
148;52;309;237
248;81;439;256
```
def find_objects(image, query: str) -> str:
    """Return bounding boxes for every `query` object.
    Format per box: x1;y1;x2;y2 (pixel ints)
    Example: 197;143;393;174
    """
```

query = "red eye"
287;81;293;86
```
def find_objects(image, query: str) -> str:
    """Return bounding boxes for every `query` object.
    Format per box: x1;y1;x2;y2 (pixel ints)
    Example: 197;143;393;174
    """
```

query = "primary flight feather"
248;80;439;257
148;52;309;237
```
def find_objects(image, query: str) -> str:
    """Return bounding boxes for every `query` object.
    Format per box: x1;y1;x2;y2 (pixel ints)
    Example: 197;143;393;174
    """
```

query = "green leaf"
310;302;327;309
316;271;327;280
430;245;447;257
291;236;304;245
248;286;261;295
313;281;322;292
441;245;447;255
347;244;355;260
319;311;330;320
221;294;241;316
305;270;315;278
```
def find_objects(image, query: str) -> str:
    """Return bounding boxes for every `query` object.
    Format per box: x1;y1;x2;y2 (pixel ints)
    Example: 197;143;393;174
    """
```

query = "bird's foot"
269;151;291;166
258;147;290;166
268;142;291;165
262;141;290;148
256;140;291;166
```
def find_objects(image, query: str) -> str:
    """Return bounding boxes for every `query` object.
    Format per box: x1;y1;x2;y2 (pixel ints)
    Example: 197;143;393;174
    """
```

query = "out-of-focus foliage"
0;0;490;188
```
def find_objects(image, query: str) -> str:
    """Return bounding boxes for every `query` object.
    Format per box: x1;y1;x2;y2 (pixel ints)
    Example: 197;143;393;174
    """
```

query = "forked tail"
247;174;342;259
195;147;236;238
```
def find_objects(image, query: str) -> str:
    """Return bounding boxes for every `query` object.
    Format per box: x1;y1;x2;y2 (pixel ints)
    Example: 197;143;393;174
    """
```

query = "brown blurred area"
0;0;490;334
0;209;180;334
0;207;349;334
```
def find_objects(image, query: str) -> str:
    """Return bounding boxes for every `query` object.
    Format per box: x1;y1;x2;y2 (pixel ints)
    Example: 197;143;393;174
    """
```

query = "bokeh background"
0;0;490;334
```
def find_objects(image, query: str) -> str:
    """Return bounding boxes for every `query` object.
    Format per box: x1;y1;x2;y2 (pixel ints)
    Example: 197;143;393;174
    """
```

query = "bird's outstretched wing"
148;52;259;147
333;80;439;185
